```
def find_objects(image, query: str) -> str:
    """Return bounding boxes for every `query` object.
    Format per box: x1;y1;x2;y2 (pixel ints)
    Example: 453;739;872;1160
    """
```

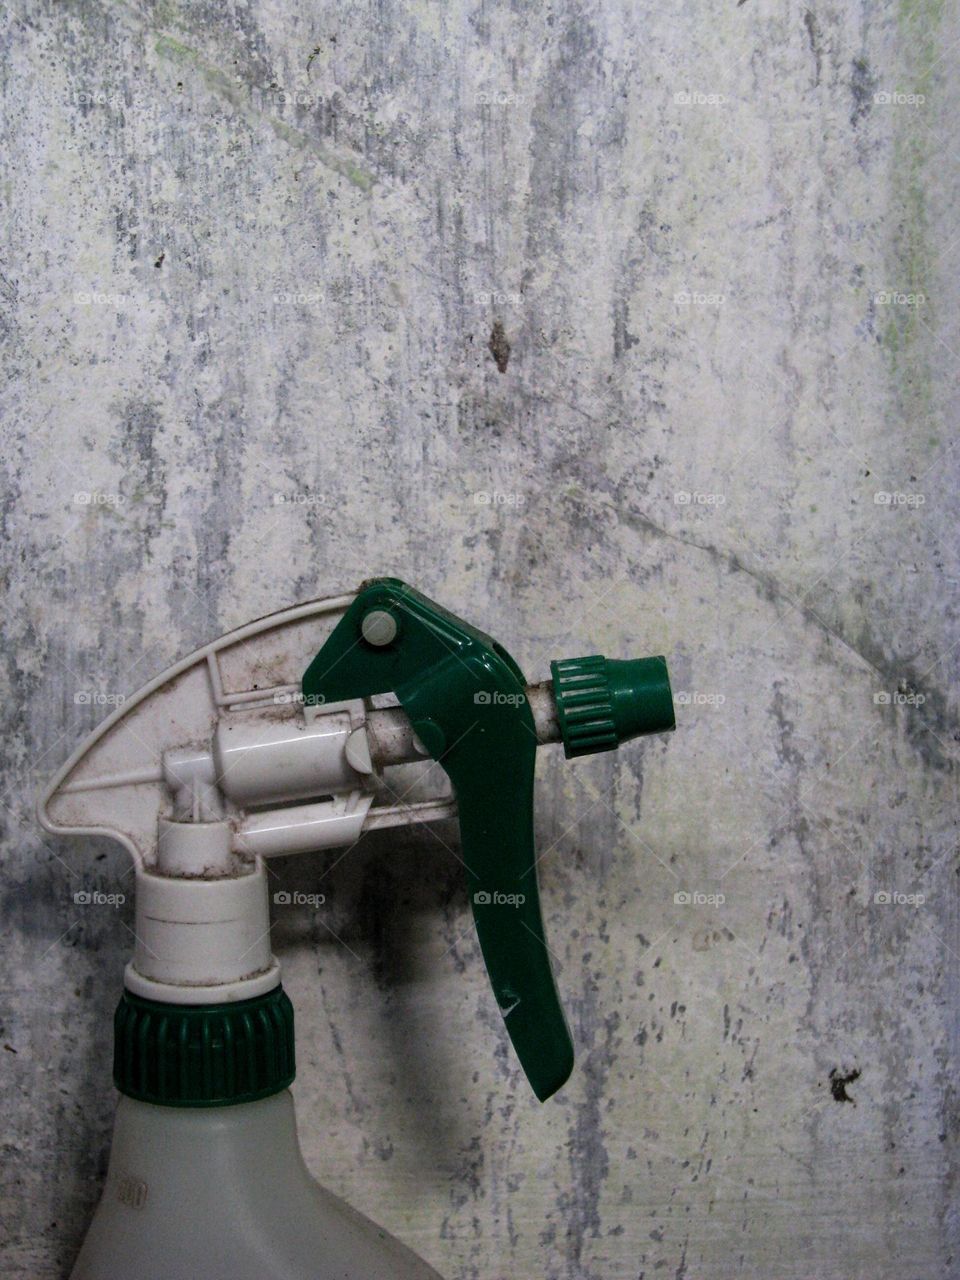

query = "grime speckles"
829;1066;862;1103
373;1135;394;1161
613;295;638;361
850;57;876;127
803;11;823;87
109;399;167;554
771;680;804;772
487;320;510;373
450;1134;484;1209
562;982;618;1277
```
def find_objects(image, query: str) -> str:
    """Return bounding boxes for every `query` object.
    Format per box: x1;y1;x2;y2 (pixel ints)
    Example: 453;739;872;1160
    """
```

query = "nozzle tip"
550;654;675;759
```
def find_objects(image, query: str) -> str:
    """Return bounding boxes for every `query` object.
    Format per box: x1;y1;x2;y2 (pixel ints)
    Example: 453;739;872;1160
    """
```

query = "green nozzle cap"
550;654;675;759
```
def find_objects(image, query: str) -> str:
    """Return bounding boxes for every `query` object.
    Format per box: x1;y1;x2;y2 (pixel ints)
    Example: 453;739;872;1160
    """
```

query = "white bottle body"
71;1090;443;1280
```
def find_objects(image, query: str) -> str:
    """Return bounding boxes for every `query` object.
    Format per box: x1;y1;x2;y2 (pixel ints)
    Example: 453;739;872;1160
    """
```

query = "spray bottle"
39;578;675;1279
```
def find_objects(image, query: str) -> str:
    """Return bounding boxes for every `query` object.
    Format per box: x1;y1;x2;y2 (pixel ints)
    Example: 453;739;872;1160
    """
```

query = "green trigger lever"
302;578;675;1102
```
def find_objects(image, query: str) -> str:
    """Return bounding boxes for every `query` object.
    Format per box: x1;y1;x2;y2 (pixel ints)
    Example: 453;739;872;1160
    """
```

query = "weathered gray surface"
2;0;958;1276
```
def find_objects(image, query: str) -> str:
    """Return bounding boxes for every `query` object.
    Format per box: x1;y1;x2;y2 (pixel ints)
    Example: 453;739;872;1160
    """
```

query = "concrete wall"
2;1;957;1276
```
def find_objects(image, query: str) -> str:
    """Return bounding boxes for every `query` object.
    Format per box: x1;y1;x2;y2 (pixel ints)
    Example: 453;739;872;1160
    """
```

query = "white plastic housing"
37;592;457;871
156;817;236;876
124;858;278;1005
35;590;458;1002
37;595;361;869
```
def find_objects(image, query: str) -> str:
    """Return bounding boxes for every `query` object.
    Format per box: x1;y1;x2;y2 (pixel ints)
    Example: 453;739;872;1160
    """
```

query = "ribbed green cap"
550;654;675;759
114;986;295;1108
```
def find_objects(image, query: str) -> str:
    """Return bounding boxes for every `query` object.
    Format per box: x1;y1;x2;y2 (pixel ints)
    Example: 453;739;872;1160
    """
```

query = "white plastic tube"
213;714;360;806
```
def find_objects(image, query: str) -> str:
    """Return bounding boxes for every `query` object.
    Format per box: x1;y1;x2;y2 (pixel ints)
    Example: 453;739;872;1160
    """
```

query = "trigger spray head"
40;578;675;1108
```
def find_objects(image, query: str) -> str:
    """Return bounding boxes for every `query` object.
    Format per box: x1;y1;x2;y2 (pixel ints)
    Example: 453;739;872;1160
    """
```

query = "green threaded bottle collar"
114;985;295;1108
